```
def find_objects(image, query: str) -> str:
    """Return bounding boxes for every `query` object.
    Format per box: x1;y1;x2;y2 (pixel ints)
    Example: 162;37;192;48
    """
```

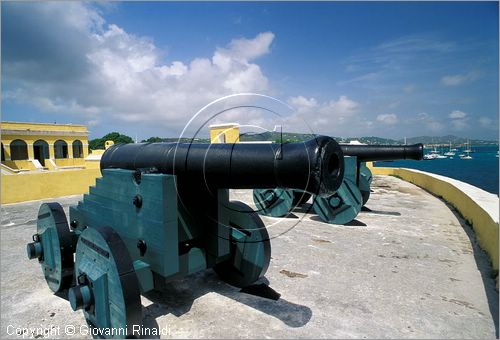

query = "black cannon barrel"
340;143;424;162
100;136;344;197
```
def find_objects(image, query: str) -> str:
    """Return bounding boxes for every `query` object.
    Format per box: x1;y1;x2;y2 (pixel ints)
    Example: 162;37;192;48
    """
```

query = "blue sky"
2;1;498;140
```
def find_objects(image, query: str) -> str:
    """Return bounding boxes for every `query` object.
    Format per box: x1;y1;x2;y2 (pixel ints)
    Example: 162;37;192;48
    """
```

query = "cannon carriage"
26;136;344;337
254;143;423;225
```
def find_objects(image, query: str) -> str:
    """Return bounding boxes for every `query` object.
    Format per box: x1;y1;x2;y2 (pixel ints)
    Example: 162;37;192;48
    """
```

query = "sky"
2;1;498;140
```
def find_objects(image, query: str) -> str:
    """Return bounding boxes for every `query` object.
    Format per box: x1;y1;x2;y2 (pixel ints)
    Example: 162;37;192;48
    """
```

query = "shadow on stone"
344;219;367;227
141;270;312;338
362;209;401;216
292;203;314;214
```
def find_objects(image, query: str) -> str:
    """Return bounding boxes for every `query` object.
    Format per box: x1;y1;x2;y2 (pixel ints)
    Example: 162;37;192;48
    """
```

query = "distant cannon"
339;143;424;205
26;136;344;337
254;143;423;224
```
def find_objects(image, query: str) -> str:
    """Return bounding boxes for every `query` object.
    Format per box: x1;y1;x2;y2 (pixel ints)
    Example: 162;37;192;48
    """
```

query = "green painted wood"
213;201;271;288
358;163;373;206
70;169;179;278
253;188;294;217
73;226;141;338
312;156;363;224
30;203;75;292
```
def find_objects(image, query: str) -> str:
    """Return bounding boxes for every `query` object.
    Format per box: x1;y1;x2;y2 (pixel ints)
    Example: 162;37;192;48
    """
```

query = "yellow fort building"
1;121;100;204
1;121;89;172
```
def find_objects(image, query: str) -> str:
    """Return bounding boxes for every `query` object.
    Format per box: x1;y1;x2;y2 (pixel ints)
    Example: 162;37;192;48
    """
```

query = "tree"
141;137;163;143
89;132;134;150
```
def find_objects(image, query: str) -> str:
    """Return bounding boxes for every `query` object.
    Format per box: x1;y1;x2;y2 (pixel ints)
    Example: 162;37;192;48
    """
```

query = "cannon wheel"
28;203;75;293
214;201;271;288
312;179;363;225
71;226;142;339
253;188;294;217
358;164;373;206
292;190;312;206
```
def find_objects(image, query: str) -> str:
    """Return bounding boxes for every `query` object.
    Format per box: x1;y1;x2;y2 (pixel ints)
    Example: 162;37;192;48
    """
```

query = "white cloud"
320;96;360;118
416;112;443;133
376;113;398;125
479;117;492;127
447;110;469;131
3;2;274;132
441;71;479;86
216;32;275;62
478;116;499;131
288;96;318;113
286;95;361;135
451;119;468;131
448;110;467;119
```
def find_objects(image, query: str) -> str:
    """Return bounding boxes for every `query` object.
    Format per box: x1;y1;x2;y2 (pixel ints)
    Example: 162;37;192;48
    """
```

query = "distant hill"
141;133;498;146
141;137;210;143
399;135;498;146
239;131;316;143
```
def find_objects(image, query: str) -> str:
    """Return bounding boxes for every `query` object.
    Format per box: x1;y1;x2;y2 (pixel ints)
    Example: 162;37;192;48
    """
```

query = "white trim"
209;123;239;128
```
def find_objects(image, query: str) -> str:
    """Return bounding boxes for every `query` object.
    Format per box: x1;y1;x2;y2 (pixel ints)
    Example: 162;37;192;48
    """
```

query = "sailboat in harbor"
424;144;447;160
444;142;455;157
460;140;473;160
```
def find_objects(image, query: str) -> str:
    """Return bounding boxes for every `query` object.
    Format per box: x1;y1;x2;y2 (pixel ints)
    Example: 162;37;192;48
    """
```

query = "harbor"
377;145;499;195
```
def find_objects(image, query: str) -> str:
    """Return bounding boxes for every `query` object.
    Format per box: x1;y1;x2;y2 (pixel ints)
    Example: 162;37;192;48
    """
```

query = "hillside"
141;133;498;146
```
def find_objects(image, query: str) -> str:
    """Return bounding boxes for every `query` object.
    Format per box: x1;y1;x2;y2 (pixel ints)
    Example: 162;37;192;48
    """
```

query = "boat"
430;146;447;159
424;144;446;160
460;152;472;160
460;140;473;160
444;142;455;157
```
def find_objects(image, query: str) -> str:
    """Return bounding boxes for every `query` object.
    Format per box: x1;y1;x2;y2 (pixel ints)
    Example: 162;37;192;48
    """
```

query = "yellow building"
1;121;89;172
209;123;240;143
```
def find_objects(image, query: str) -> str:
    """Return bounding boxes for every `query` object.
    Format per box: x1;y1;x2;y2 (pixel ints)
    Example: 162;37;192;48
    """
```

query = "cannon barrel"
340;143;424;162
100;136;344;197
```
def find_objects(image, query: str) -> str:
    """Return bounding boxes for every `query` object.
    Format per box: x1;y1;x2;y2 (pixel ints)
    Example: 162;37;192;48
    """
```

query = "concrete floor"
1;175;498;338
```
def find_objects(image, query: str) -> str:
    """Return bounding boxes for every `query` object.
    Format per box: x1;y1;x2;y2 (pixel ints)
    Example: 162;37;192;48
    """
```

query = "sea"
375;145;499;195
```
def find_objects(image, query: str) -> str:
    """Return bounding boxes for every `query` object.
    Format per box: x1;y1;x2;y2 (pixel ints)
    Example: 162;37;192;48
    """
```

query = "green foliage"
141;137;163;143
273;138;301;144
89;132;134;150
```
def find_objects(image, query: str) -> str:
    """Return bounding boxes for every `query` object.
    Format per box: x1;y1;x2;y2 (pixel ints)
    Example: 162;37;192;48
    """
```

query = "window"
54;140;68;159
10;139;28;160
72;140;83;158
33;140;50;166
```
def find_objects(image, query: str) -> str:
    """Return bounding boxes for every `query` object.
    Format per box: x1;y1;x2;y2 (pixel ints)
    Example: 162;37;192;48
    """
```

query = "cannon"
339;143;424;205
254;143;423;224
26;136;344;337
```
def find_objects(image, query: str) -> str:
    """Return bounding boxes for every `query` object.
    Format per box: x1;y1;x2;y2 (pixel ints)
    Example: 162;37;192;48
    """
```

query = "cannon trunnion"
27;137;344;338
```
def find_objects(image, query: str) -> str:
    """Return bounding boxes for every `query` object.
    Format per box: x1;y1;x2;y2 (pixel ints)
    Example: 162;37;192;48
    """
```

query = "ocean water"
375;146;499;195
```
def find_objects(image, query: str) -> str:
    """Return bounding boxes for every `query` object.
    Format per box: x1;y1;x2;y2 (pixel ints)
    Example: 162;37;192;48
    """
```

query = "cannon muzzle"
340;143;424;162
100;136;344;197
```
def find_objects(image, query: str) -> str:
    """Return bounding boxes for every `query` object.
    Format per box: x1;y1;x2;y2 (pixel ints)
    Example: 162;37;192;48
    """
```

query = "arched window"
10;139;28;160
72;140;83;158
54;140;68;159
33;140;50;166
